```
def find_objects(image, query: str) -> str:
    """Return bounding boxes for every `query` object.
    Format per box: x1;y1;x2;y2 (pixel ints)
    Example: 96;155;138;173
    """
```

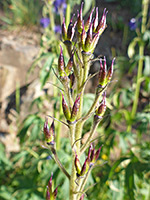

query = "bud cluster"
46;174;58;200
75;144;102;177
62;2;108;53
62;93;81;123
98;57;115;88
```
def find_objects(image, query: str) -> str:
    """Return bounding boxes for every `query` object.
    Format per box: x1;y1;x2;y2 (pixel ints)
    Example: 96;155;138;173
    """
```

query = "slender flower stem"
80;121;99;156
50;146;70;179
66;0;71;27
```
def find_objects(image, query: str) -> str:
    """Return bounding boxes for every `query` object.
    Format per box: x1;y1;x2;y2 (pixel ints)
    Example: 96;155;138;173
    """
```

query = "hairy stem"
50;146;70;179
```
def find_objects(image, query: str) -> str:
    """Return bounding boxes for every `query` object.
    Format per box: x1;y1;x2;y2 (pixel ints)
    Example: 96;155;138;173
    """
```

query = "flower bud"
70;95;80;122
106;57;115;83
47;173;58;200
98;57;107;87
84;22;93;52
62;17;67;41
87;144;93;160
93;7;98;32
90;31;100;53
95;92;106;118
93;145;102;162
96;8;108;36
53;187;58;199
69;73;75;90
75;154;82;176
48;173;53;189
46;188;50;200
62;93;71;120
43;118;55;145
81;23;86;47
67;15;77;41
77;2;84;33
84;7;95;32
65;53;74;76
90;149;95;162
81;157;90;176
58;46;65;77
79;194;84;200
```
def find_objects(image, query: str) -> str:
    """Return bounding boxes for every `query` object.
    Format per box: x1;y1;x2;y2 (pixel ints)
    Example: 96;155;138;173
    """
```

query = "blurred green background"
0;0;150;200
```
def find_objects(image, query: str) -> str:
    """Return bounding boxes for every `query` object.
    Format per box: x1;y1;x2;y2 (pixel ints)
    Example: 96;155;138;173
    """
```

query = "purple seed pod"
79;194;84;200
106;57;115;83
96;8;108;36
53;187;58;199
93;7;98;32
62;17;67;41
65;53;74;75
67;14;77;41
58;46;65;77
77;2;84;33
84;7;95;32
75;154;82;176
62;93;71;120
93;145;103;162
70;95;80;122
84;22;93;52
46;188;50;200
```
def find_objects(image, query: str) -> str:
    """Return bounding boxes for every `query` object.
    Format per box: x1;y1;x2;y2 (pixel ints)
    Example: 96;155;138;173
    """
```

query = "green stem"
128;0;149;131
75;52;92;153
130;45;144;119
66;0;71;27
49;3;55;31
80;121;99;156
50;146;70;179
69;124;77;200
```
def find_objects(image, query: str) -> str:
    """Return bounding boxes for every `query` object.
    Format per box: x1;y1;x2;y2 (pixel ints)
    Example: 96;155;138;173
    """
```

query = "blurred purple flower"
129;18;137;31
46;155;52;160
53;0;66;14
54;25;61;34
40;17;50;28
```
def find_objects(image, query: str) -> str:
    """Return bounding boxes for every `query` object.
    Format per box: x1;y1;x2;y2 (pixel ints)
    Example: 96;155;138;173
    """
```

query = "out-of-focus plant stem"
128;0;149;132
66;0;71;27
69;123;77;200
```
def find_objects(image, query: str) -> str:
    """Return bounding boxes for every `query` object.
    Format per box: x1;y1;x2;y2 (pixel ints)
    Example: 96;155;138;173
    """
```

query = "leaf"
144;56;150;76
109;157;129;179
125;163;135;200
27;52;52;76
40;53;55;88
127;37;140;58
18;114;42;143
